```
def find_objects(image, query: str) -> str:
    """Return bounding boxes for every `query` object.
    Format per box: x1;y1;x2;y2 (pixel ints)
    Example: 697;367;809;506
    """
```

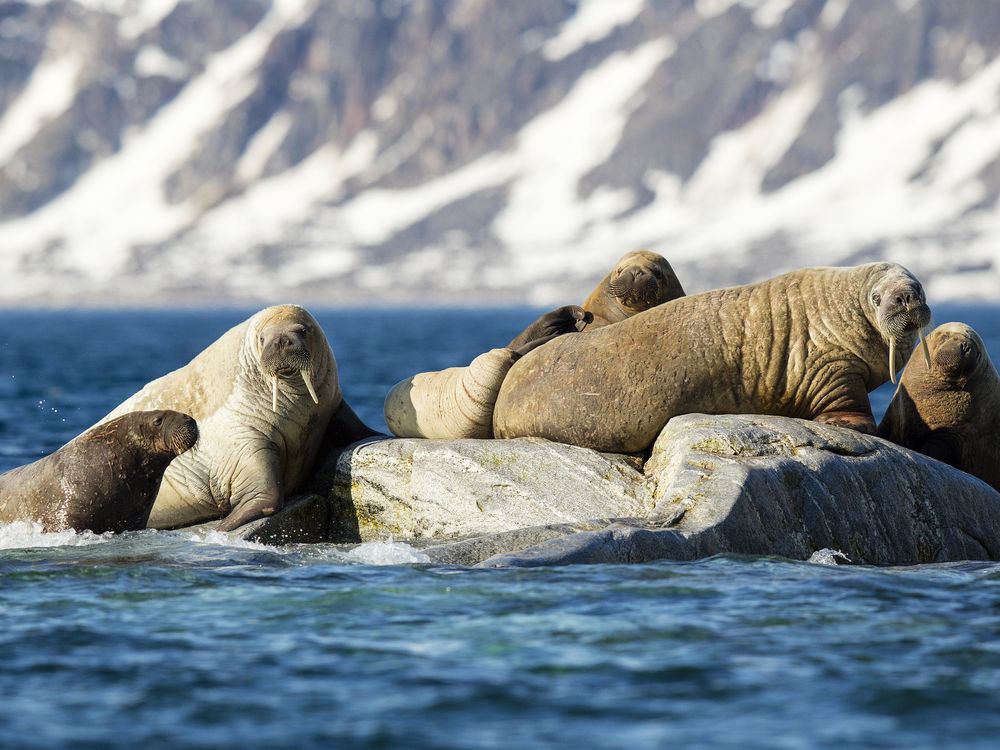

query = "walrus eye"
153;416;162;427
871;292;881;307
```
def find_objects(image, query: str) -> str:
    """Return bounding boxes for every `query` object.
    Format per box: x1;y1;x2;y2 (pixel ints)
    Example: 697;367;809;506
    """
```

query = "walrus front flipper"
507;306;591;351
813;408;877;435
214;449;282;532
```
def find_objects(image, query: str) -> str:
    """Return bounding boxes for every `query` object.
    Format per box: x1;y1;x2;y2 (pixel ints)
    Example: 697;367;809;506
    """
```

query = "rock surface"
226;414;1000;567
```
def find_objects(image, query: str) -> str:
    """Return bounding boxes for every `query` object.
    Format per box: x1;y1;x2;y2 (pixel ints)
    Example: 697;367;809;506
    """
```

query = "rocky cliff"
1;0;998;304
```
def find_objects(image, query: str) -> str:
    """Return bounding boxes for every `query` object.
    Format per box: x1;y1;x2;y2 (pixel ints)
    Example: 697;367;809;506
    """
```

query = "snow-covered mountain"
0;0;998;306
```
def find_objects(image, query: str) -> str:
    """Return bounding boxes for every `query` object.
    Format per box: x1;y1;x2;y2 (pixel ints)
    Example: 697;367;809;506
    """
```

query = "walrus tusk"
301;369;320;405
271;377;279;412
919;327;931;368
889;338;897;385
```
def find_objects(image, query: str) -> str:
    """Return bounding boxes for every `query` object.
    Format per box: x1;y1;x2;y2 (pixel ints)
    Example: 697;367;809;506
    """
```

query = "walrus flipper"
214;446;282;532
507;305;590;351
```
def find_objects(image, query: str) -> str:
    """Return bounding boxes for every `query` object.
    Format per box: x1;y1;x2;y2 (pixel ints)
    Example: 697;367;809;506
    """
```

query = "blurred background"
0;0;997;307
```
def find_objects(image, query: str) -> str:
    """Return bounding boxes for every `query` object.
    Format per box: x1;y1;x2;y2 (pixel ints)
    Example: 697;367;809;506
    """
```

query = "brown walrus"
580;249;685;328
878;322;1000;492
0;410;197;533
494;263;932;453
100;305;374;531
506;250;685;352
385;251;686;441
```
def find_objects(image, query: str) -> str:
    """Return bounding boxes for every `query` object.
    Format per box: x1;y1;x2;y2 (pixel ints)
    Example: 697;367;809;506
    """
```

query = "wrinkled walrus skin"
0;410;197;533
879;322;1000;492
384;348;520;439
100;305;371;531
494;263;932;454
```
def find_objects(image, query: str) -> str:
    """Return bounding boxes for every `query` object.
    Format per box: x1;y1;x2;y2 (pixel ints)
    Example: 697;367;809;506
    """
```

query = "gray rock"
316;436;649;542
217;414;1000;568
480;414;1000;567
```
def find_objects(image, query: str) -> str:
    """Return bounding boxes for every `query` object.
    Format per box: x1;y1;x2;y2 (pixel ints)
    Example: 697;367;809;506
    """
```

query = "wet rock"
480;414;1000;567
224;414;1000;568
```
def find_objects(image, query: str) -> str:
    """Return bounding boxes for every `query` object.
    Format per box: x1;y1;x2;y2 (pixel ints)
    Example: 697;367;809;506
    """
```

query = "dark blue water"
1;304;999;749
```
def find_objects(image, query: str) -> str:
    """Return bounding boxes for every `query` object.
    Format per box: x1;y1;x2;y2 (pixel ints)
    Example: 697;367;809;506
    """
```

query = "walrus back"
494;265;886;453
101;321;247;423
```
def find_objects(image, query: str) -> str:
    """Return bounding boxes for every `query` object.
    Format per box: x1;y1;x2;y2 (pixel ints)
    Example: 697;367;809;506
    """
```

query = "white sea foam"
0;521;111;549
346;539;431;565
184;529;275;551
808;548;851;566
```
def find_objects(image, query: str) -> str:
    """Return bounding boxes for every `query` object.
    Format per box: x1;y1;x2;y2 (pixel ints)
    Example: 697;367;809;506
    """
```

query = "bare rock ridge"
226;414;1000;567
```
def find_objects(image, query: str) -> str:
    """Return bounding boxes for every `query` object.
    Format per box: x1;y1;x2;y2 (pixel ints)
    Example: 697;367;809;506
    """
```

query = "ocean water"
0;304;999;749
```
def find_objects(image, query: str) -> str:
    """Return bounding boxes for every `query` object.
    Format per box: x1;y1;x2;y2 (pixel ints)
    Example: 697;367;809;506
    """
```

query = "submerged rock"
227;414;1000;567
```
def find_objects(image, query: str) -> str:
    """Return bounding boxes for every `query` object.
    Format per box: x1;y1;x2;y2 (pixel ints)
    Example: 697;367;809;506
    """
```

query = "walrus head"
924;323;987;383
606;250;685;313
252;305;330;412
865;264;932;385
118;410;198;456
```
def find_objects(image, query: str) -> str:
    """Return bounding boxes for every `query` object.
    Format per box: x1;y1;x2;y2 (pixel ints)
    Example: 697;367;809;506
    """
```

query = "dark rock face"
0;0;997;303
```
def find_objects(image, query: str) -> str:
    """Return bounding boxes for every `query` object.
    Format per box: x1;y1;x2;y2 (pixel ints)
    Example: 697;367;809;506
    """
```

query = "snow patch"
0;0;318;293
543;0;646;61
0;53;81;168
495;38;675;273
134;44;189;79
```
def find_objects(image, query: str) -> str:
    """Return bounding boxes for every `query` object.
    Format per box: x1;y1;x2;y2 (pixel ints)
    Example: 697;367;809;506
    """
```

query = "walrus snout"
608;266;663;309
929;326;983;379
162;412;199;455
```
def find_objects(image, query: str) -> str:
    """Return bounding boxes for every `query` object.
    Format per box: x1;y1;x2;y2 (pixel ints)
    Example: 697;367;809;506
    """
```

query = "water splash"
184;529;275;551
346;538;431;565
808;548;851;566
0;520;111;549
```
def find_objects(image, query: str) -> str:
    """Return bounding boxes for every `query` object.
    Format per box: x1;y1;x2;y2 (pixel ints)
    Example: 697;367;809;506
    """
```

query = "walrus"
878;322;1000;492
385;251;686;440
100;304;374;531
0;410;197;533
493;262;932;453
505;250;684;352
579;249;685;328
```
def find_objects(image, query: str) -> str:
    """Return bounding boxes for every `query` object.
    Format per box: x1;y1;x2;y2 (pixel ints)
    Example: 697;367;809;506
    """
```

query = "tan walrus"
385;251;686;440
579;249;685;328
493;263;932;453
100;305;373;531
0;410;197;533
505;250;685;351
878;322;1000;492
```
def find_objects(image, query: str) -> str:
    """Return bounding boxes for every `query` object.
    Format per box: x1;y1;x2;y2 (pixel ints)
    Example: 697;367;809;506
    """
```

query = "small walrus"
506;249;685;351
579;249;685;328
494;262;932;453
0;410;197;533
100;304;373;531
386;251;686;440
878;322;1000;492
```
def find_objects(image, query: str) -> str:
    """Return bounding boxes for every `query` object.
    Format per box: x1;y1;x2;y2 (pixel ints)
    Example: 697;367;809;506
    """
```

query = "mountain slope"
0;0;997;305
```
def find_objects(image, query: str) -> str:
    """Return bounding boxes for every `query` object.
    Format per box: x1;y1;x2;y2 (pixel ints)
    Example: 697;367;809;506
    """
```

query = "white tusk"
919;327;931;368
888;338;897;385
301;369;320;405
271;376;279;412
